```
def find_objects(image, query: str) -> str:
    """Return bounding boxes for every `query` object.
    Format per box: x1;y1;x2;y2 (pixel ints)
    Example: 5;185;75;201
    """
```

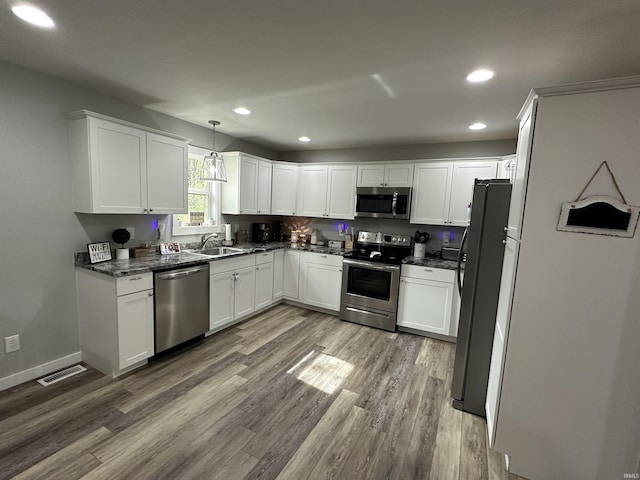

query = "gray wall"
279;139;516;163
0;59;276;381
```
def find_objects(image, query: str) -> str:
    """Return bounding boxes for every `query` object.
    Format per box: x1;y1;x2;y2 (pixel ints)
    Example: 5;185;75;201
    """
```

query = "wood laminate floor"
0;304;527;480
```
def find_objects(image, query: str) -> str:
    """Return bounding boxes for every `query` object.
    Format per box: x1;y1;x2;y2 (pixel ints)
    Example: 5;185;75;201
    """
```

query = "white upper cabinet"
271;162;299;215
357;163;414;187
411;159;498;226
449;161;498;225
506;100;537;241
298;164;356;219
68;111;189;214
411;162;453;225
221;152;272;215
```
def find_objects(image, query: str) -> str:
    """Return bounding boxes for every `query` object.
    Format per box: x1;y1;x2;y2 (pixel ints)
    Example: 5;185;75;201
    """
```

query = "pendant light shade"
200;120;227;183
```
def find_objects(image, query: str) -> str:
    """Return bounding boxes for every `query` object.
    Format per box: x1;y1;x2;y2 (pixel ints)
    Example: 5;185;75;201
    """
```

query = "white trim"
0;351;83;391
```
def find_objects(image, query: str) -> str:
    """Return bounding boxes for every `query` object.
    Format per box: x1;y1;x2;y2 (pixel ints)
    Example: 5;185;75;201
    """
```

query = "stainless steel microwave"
355;187;412;219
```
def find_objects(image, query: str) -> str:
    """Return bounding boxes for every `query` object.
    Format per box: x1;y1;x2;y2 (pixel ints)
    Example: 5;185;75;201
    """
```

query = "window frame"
171;145;224;237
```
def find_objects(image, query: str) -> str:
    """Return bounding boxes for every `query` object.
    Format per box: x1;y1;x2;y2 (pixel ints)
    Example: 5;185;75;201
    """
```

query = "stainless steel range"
340;231;411;332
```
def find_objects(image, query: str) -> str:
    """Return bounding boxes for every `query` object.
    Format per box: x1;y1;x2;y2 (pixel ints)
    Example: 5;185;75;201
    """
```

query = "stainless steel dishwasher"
154;263;209;354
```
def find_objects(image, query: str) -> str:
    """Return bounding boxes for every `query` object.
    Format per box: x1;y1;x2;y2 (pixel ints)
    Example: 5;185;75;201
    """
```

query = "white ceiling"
1;0;639;151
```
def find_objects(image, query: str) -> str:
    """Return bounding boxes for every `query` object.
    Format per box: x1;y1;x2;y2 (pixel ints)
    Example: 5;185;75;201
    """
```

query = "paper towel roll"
225;224;232;241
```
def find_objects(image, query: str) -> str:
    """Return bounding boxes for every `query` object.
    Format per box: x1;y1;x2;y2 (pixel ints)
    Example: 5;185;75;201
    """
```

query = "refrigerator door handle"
456;226;468;295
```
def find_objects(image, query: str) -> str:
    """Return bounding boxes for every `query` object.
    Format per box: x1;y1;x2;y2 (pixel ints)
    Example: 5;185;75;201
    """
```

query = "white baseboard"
0;351;83;391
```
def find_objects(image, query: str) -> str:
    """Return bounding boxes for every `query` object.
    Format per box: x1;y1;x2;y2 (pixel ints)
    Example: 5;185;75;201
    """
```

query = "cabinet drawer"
116;273;153;296
401;264;455;283
209;254;255;275
255;250;274;265
302;251;343;267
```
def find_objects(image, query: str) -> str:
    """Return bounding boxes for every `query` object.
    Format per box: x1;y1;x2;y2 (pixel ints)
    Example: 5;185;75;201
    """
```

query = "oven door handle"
343;258;400;272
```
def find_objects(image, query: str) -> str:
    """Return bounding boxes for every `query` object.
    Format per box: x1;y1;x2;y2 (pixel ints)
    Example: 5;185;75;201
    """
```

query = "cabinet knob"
321;255;327;258
256;267;260;270
143;209;148;212
257;210;260;214
149;209;153;212
503;227;509;232
502;240;507;245
148;291;153;296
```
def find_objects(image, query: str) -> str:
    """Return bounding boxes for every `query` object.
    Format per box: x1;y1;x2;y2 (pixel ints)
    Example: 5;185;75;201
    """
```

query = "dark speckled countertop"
401;255;459;270
75;242;350;277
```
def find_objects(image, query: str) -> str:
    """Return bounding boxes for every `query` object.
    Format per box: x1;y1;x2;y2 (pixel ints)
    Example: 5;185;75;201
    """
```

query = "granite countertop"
401;255;459;270
75;242;350;277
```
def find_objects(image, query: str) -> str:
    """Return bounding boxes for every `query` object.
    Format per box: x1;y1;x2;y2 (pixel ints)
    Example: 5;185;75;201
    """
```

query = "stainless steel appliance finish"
154;263;210;354
451;179;512;417
355;187;412;219
340;231;411;332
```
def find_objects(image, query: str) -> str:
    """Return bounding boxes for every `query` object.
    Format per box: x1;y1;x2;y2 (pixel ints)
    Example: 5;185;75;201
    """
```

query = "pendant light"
200;120;227;183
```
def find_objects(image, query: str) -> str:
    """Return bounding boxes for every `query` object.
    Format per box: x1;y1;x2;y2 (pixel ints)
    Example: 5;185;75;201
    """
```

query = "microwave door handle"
391;191;398;218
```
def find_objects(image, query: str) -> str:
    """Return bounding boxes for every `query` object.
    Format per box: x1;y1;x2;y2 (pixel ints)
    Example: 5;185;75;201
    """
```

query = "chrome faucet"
198;232;219;249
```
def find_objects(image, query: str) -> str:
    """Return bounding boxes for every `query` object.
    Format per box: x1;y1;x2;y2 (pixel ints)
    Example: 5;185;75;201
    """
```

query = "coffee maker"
252;223;270;243
271;221;284;242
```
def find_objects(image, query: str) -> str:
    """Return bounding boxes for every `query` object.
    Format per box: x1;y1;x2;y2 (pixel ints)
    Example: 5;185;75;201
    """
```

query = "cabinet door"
449;161;498;226
384;163;414;187
327;165;356;219
210;271;234;330
507;100;537;240
297;165;328;217
272;249;284;300
257;160;272;215
356;164;385;187
255;262;274;310
410;162;453;225
234;266;256;319
283;250;300;299
88;117;147;213
146;133;188;214
301;261;342;311
271;163;299;215
486;236;519;447
239;156;259;214
117;289;154;369
397;276;453;335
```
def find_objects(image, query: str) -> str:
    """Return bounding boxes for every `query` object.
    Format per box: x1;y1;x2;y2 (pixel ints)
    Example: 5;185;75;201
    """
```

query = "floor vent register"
37;365;87;386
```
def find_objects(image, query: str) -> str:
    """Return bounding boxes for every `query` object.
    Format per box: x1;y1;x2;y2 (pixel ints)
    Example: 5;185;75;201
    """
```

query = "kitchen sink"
190;246;247;257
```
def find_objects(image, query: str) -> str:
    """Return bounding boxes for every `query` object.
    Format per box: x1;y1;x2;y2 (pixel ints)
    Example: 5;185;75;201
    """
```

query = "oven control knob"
402;238;407;243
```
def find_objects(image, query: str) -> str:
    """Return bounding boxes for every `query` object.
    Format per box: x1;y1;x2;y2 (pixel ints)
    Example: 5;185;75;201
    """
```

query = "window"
172;145;223;236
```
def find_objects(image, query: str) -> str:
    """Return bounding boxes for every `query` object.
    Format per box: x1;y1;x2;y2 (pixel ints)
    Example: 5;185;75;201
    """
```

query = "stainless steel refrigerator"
451;178;512;417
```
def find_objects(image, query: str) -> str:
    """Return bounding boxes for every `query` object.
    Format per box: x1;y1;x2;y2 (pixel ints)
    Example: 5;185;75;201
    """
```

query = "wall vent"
37;365;87;386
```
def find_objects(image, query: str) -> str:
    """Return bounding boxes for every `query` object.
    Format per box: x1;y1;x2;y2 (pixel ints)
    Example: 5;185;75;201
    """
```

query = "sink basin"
193;246;247;257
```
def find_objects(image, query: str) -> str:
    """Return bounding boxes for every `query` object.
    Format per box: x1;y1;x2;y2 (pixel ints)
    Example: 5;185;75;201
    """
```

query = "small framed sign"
87;242;112;263
160;242;181;254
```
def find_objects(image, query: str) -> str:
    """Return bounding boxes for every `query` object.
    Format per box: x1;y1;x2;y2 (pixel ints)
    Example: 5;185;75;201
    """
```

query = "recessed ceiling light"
233;107;251;115
11;4;55;28
298;136;311;143
469;122;487;130
466;69;494;83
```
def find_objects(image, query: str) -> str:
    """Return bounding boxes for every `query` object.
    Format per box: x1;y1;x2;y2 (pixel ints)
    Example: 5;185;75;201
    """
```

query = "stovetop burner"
344;231;412;265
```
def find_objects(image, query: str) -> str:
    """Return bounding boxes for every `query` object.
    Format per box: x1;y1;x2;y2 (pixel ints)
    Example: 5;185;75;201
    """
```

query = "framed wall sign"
87;242;112;263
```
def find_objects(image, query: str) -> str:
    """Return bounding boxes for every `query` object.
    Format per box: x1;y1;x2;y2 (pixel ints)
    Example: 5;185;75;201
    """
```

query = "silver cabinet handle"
129;276;143;281
424;268;433;272
156;267;207;280
321;255;327;258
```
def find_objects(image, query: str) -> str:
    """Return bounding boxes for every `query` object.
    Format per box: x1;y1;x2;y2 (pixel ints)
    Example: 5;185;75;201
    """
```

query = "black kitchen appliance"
451;179;512;417
271;221;284;242
252;223;270;243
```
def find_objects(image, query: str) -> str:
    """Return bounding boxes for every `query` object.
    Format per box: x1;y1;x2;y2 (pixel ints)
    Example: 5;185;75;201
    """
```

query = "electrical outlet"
443;230;450;246
4;335;20;353
125;227;135;240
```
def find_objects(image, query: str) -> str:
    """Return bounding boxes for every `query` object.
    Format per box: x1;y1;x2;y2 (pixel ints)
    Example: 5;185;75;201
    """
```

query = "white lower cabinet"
272;249;284;300
255;251;275;310
397;265;458;337
283;250;301;299
76;269;154;377
209;255;256;332
299;252;343;311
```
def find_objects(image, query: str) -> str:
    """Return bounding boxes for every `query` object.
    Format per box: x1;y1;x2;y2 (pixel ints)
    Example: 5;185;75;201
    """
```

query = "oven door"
341;259;400;312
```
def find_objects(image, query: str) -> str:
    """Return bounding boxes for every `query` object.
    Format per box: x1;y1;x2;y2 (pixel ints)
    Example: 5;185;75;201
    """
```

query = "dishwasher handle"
156;266;207;280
